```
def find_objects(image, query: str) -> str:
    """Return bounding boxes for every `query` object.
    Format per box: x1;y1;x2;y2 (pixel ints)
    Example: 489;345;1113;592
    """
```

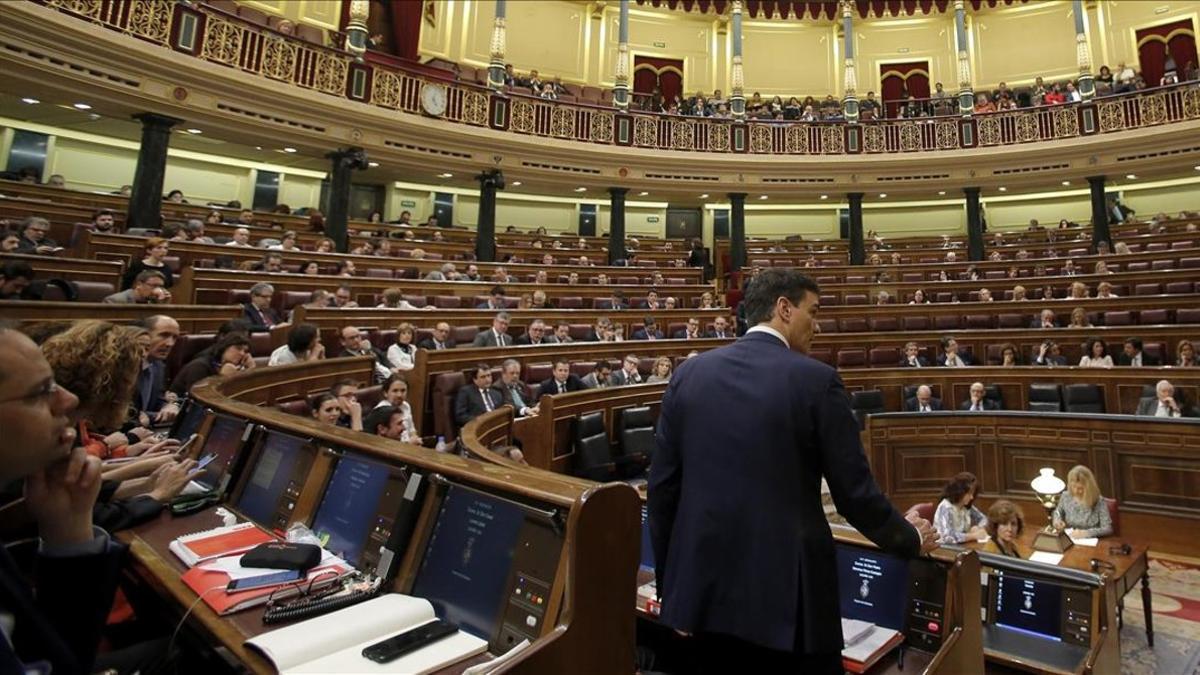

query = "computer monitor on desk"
229;429;317;531
169;398;206;441
835;542;949;652
191;413;252;493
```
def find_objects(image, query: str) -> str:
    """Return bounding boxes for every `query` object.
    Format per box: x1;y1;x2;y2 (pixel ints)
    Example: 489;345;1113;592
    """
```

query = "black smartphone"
226;569;304;592
361;620;459;664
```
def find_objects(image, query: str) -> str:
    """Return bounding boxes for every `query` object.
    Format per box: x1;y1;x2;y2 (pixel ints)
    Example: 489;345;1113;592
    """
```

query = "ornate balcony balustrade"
36;0;1200;157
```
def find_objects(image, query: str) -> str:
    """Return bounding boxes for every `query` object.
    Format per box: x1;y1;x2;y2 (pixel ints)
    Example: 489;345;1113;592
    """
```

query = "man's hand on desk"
25;447;102;547
906;510;940;555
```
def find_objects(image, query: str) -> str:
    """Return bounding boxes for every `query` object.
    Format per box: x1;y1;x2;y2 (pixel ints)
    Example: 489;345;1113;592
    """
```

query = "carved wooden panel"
999;444;1091;496
1116;452;1200;514
887;442;978;496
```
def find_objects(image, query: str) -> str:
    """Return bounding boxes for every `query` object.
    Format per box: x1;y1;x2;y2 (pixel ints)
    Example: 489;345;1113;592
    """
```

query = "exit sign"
400;200;417;207
647;216;660;223
653;41;666;48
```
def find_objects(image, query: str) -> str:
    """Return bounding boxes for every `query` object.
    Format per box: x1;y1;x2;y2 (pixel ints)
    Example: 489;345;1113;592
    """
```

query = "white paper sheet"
1065;530;1099;546
1029;551;1065;565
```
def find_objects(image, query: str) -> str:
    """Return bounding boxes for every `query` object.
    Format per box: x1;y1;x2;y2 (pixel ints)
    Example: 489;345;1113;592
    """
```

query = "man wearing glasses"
241;282;282;331
16;216;60;255
338;326;394;383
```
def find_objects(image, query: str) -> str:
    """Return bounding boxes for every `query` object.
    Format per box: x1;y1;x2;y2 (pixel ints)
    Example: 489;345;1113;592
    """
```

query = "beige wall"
855;14;957;93
741;21;836;98
1095;1;1200;75
743;208;839;238
46;137;138;194
970;2;1079;87
239;0;342;30
983;192;1092;230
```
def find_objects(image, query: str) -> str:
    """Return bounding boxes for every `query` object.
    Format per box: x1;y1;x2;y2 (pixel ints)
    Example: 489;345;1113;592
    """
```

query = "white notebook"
246;594;487;674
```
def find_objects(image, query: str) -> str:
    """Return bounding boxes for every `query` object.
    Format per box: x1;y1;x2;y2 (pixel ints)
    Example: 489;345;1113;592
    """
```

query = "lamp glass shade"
1030;467;1065;495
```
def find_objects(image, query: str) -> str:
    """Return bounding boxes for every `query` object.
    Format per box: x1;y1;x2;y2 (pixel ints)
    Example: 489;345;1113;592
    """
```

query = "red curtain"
636;0;1026;18
634;56;685;104
879;62;930;117
1136;19;1197;86
389;0;424;61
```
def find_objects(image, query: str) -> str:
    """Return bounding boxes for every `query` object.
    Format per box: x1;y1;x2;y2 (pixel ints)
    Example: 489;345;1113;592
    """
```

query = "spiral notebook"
169;522;277;568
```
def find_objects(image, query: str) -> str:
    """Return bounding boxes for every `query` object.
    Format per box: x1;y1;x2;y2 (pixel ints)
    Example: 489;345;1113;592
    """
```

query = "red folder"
181;562;350;615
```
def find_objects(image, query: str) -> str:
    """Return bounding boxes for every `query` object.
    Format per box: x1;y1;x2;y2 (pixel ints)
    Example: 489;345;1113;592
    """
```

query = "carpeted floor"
1120;554;1200;675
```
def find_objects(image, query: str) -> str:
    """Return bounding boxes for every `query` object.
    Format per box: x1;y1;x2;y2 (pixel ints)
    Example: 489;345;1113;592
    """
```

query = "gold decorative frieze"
863;124;885;153
511;100;535;134
749;124;772;153
313;52;348;95
670;120;695;151
1053;108;1079;138
633;117;657;147
936;120;958;149
590;112;614;143
44;0;101;20
820;125;844;154
1015;113;1040;143
201;17;242;65
127;0;172;44
262;36;298;81
551;106;576;139
1098;102;1126;132
899;123;921;152
463;92;488;126
785;125;810;154
707;123;730;152
1140;93;1167;126
372;71;402;109
977;115;1002;146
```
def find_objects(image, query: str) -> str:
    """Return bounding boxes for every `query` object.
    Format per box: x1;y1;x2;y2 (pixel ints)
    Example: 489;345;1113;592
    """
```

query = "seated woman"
1177;339;1198;367
1079;337;1114;368
268;323;324;366
387;322;418;371
983;500;1030;558
998;343;1020;366
646;356;673;383
169;333;253;397
1051;465;1113;538
933;472;988;545
1067;307;1094;329
310;392;362;431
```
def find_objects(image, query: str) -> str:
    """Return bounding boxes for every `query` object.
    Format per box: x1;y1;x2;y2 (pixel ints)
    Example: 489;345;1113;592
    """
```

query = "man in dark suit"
14;216;60;255
242;281;282;331
581;362;612;389
493;358;536;417
960;382;1000;411
536;360;586;400
648;270;936;673
1135;379;1198;417
936;336;973;367
898;341;930;368
472;312;512;347
337;326;393;383
705;316;733;339
1030;308;1058;329
417;322;455;350
0;324;126;674
609;354;644;386
673;317;703;340
514;319;551;346
1033;340;1068;366
903;385;943;412
454;363;503;427
585;318;614;342
606;291;628;310
476;285;507;310
1116;337;1162;366
631;317;665;340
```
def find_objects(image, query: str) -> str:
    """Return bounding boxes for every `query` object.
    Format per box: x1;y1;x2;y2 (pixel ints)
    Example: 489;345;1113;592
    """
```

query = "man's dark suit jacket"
897;356;931;368
704;330;733;339
472;330;511;348
959;399;1000;411
416;337;455;350
648;331;919;654
338;346;392;371
241;303;282;331
1030;319;1059;328
608;369;643;386
454;385;503;427
631;329;665;340
0;534;124;674
493;380;534;413
936;352;974;367
1116;352;1162;366
514;334;551;346
1034;354;1068;366
536;374;585;400
903;397;943;411
585;330;607;342
672;330;702;340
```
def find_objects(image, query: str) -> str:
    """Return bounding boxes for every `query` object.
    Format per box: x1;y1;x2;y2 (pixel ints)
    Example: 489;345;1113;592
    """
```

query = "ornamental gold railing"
34;0;1200;156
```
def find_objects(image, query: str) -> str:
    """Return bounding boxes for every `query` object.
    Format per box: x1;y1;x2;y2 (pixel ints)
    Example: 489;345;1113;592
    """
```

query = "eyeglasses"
265;569;342;607
0;379;62;406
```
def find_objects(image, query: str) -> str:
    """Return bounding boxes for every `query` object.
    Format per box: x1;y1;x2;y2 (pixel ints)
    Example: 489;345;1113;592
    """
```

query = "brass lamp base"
1033;528;1074;553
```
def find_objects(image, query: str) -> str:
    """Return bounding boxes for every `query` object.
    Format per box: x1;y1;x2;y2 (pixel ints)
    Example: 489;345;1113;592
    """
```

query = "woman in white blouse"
267;323;324;366
385;322;417;371
1079;337;1114;368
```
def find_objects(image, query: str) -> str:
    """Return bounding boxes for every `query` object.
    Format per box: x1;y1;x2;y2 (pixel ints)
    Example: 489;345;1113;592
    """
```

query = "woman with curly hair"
41;320;146;432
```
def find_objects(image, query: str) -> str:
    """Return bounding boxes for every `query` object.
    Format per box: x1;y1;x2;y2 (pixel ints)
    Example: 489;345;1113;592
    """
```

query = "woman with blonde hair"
983;500;1030;558
1051;465;1113;538
1068;307;1094;329
646;356;673;383
1177;339;1198;367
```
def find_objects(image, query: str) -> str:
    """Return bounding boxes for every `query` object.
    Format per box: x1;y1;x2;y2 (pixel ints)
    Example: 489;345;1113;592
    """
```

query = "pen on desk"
897;645;904;670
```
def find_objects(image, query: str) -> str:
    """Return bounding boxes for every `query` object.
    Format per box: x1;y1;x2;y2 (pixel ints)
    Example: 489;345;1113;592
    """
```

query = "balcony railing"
37;0;1200;156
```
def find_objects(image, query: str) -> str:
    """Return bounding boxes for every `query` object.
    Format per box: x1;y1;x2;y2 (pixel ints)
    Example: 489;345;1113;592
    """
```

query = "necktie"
510;386;525;410
973;403;981;411
497;331;505;346
260;308;273;327
921;405;929;412
911;358;920;367
481;390;493;412
558;381;566;394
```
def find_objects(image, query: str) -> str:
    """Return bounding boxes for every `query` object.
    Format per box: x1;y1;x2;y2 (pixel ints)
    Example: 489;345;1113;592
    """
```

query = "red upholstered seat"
934;315;960;330
902;273;923;283
1176;308;1200;324
839;317;868;332
431;372;466;442
1145;242;1168;252
279;291;309;311
402;294;427;307
248;332;272;356
816;319;838;334
276;399;311;418
1150;260;1175;271
819;294;840;306
836;349;866;368
1179;257;1200;268
1103;311;1133;326
525;362;553;385
908;502;936;522
228;289;251;304
452;325;480;344
965;314;993;329
433;295;461;308
997;314;1024;328
1170;241;1194;250
844;294;868;305
808;348;834;366
365;268;392;278
558;296;583;309
1166;281;1194;295
1105;498;1120;536
902;316;930;331
845;275;866;284
1126;262;1150;272
868;317;898;332
1134;283;1161;296
166;333;214;380
1138;309;1169;324
869;347;899;367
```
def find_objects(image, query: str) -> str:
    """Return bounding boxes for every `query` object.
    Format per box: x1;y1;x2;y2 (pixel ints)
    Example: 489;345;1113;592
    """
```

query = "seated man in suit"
706;316;733;339
609;354;644;386
581;361;612;389
417;321;455;350
673;317;703;340
0;323;127;674
960;382;1000;411
338;326;394;383
898;341;930;368
937;336;972;367
1031;308;1058;329
472;312;512;347
904;385;942;412
241;281;283;330
552;323;573;344
586;317;614;342
476;285;507;310
1136;379;1198;418
632;317;665;340
15;216;60;255
1033;339;1068;366
493;358;537;417
537;359;586;399
515;319;551;345
103;269;171;305
454;363;503;428
607;290;628;310
363;405;407;440
1117;337;1161;367
644;289;661;310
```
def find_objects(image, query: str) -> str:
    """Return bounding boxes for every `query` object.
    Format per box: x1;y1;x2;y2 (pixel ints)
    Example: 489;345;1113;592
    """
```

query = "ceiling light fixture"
758;195;768;200
1062;181;1071;186
72;102;92;110
20;97;39;105
367;161;379;168
185;128;203;134
998;186;1007;192
937;191;946;196
819;194;828;200
512;181;522;187
254;146;263;150
699;193;709;199
878;193;887;198
282;147;297;153
438;172;453;178
638;191;649;196
1125;173;1137;179
574;187;587;192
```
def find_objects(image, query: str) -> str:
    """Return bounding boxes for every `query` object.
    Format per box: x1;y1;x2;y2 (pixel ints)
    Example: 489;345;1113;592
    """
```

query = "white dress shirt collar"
746;325;789;348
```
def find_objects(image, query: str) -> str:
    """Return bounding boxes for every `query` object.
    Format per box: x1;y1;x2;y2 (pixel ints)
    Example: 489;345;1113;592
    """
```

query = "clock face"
421;84;447;116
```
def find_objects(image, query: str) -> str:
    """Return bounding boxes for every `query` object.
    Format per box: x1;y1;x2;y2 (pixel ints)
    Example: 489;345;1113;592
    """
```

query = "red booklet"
169;522;276;567
181;561;351;615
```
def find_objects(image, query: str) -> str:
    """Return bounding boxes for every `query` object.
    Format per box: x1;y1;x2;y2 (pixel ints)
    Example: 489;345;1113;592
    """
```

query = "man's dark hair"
1;261;34;281
134;270;165;285
643;316;656;326
216;319;252;340
553;358;569;369
940;335;958;349
287;323;319;353
363;405;400;436
490;285;506;296
472;363;491;379
1124;337;1143;351
939;472;979;505
593;361;610;372
329;378;358;397
741;269;820;325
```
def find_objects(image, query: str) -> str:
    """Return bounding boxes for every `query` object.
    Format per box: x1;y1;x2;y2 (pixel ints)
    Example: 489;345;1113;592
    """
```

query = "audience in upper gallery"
374;374;419;441
1051;465;1114;537
983;500;1029;559
494;359;537;418
632;317;665;340
960;382;999;411
103;270;171;305
169;333;253;397
267;323;324;366
646;356;674;384
1117;337;1161;366
904;385;942;412
1136;379;1197;418
933;472;988;545
537;359;586;399
473;312;512;347
16;216;59;255
417;321;455;350
997;343;1020;367
455;363;503;427
0;261;34;300
1080;337;1114;368
338;326;394;383
610;354;644;386
937;336;972;367
0;322;133;675
1178;340;1198;367
241;282;282;329
581;361;612;389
